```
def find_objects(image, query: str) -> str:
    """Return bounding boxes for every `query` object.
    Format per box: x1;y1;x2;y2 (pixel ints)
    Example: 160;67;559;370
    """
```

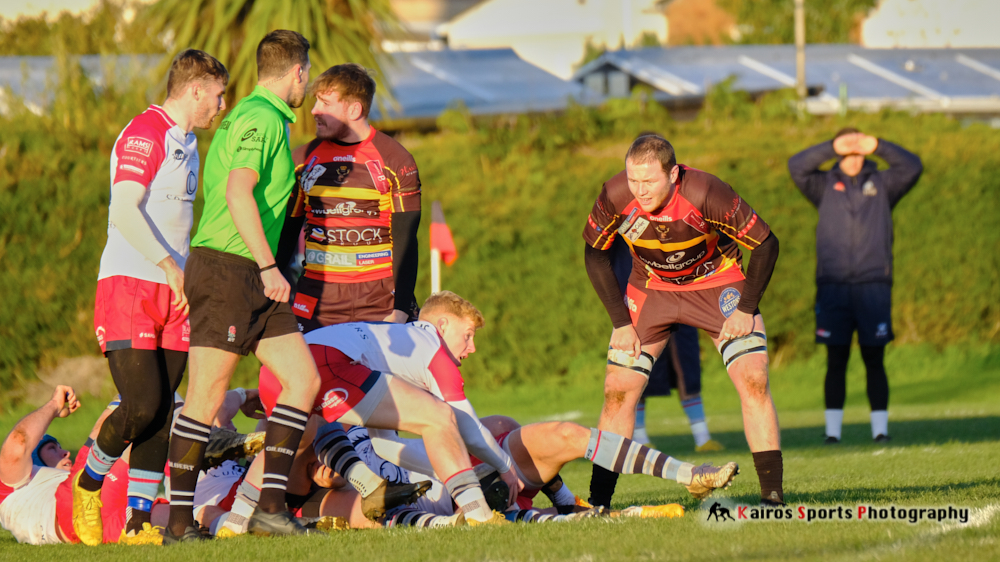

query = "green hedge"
2;70;997;394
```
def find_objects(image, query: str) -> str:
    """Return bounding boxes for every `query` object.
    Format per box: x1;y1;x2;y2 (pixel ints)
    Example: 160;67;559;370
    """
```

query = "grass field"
0;345;998;560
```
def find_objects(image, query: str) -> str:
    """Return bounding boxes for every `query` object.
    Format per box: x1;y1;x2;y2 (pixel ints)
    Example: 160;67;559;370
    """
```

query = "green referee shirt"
192;85;297;260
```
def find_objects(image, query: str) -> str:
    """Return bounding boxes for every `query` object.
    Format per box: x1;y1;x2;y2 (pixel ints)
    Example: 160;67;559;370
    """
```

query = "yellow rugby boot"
214;526;239;539
695;439;725;452
467;510;510;526
71;470;104;546
617;504;686;519
118;523;164;545
686;462;739;500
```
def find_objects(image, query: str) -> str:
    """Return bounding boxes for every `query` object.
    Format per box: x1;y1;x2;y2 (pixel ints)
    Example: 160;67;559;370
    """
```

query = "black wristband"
259;263;278;272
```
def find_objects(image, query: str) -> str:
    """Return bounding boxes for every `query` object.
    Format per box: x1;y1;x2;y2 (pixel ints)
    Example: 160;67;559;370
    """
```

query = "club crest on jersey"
124;136;153;156
719;288;741;318
320;388;349;410
333;164;351;185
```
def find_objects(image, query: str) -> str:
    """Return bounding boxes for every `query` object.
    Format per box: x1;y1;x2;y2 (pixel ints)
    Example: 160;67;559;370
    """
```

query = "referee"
165;31;320;542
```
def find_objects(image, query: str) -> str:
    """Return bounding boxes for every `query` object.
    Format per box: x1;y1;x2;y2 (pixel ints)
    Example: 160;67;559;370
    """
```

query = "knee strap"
607;348;655;377
716;332;768;369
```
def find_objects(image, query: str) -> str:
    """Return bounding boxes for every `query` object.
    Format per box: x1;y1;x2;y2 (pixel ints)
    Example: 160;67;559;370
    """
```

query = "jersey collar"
249;85;297;124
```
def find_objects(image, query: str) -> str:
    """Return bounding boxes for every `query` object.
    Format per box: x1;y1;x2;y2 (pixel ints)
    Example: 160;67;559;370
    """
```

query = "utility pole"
795;0;807;99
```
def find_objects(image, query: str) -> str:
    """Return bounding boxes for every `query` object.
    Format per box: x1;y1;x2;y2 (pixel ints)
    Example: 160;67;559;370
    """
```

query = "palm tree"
142;0;400;131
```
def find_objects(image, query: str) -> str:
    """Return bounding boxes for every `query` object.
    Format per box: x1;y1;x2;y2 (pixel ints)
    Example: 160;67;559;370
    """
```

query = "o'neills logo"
124;136;153;156
320;388;349;410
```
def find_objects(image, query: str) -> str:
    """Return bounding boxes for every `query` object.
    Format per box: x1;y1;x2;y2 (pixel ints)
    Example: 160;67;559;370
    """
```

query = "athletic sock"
588;465;619;508
825;409;844;439
505;509;570;523
314;422;384;497
752;450;784;503
80;442;119;492
541;474;577;508
585;428;694;483
125;468;162;534
258;404;309;514
222;480;260;535
682;398;711;447
385;508;461;528
870;410;888;438
634;400;646;432
167;414;211;535
444;468;492;522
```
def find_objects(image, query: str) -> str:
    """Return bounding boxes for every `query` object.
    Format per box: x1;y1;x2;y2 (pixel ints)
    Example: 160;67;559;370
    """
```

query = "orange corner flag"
430;201;458;266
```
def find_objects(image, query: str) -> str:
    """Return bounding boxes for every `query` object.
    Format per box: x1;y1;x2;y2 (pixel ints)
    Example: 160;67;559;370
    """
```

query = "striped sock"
314;422;384;497
384;508;461;528
222;480;260;535
505;509;571;523
444;468;492;523
585;428;694;484
80;442;118;492
125;468;162;533
167;414;211;536
258;404;308;514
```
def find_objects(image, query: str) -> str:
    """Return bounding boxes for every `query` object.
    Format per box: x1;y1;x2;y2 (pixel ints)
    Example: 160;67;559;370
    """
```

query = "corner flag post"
429;201;457;294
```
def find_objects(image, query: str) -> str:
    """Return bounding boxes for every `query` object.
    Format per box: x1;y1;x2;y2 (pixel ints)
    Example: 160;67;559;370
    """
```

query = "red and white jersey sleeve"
303;320;466;401
98;105;199;284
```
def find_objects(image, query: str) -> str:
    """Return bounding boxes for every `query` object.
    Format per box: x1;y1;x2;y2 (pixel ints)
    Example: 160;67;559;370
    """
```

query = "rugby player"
583;135;784;507
166;30;323;541
280;63;422;329
257;291;529;525
76;49;228;546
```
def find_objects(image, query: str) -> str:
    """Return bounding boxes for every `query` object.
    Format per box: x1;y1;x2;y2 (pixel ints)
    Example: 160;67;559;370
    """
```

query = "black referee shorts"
185;247;300;355
815;282;893;347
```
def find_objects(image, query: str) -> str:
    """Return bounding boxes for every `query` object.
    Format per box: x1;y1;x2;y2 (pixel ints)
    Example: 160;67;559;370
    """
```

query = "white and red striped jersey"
98;105;198;284
303;320;466;402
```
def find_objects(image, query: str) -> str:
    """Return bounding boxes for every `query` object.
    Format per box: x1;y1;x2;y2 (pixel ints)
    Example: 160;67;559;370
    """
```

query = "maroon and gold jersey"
291;127;421;283
583;165;770;291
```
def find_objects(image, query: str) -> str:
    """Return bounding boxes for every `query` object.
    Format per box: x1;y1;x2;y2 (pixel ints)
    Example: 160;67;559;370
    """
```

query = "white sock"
825;409;844;439
690;421;711;447
871;410;888;438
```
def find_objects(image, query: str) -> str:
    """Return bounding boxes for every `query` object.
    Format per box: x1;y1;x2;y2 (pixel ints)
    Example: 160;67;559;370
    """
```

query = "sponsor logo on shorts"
182;321;190;342
139;332;155;339
719;287;741;318
227;325;236;343
292;293;318;318
863;181;877;197
320;388;350;411
625;296;638;313
875;323;889;338
95;326;105;344
124;136;153;156
817;329;831;338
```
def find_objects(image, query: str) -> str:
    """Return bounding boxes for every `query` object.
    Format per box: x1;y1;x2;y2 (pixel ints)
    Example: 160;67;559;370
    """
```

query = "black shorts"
292;276;395;333
815;282;893;346
185;247;300;355
643;323;702;397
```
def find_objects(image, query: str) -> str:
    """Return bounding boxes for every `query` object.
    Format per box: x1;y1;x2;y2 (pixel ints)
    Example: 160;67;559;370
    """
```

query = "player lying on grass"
257;291;533;525
348;412;739;525
0;386;167;545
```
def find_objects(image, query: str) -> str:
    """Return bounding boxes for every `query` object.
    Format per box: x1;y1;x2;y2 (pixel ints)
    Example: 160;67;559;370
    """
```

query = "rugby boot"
695;439;725;452
615;504;685;519
204;430;266;469
574;496;593;508
466;510;511;526
760;491;787;507
873;434;892;443
214;527;239;539
824;435;840;445
564;506;607;521
119;523;164;546
685;462;739;500
299;515;350;532
361;479;433;521
247;508;313;537
71;470;105;546
162;525;212;545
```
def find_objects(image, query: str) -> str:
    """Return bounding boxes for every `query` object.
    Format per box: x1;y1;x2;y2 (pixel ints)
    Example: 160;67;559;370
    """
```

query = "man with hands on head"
788;128;922;445
582;134;783;508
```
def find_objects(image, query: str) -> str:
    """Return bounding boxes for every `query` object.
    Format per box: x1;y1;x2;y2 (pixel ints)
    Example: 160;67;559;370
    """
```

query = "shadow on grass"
647;416;1000;453
722;478;1000;506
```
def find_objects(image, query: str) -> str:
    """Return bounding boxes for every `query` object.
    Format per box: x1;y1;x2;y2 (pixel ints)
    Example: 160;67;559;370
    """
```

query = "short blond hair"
420;291;485;329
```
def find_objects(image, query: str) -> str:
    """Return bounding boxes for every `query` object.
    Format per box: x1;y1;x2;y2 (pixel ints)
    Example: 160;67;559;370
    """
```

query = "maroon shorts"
258;345;388;425
625;280;758;345
94;276;190;354
292;276;394;333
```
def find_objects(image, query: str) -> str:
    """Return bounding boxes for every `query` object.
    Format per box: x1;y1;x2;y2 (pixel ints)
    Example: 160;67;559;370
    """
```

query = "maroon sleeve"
374;132;421;213
112;118;166;187
582;172;628;250
699;175;771;250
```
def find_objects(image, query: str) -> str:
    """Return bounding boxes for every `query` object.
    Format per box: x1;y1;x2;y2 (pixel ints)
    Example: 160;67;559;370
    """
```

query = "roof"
573;45;1000;114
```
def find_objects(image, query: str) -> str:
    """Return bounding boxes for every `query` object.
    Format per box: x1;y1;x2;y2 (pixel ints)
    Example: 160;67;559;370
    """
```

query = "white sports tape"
607;348;655;377
716;331;768;368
